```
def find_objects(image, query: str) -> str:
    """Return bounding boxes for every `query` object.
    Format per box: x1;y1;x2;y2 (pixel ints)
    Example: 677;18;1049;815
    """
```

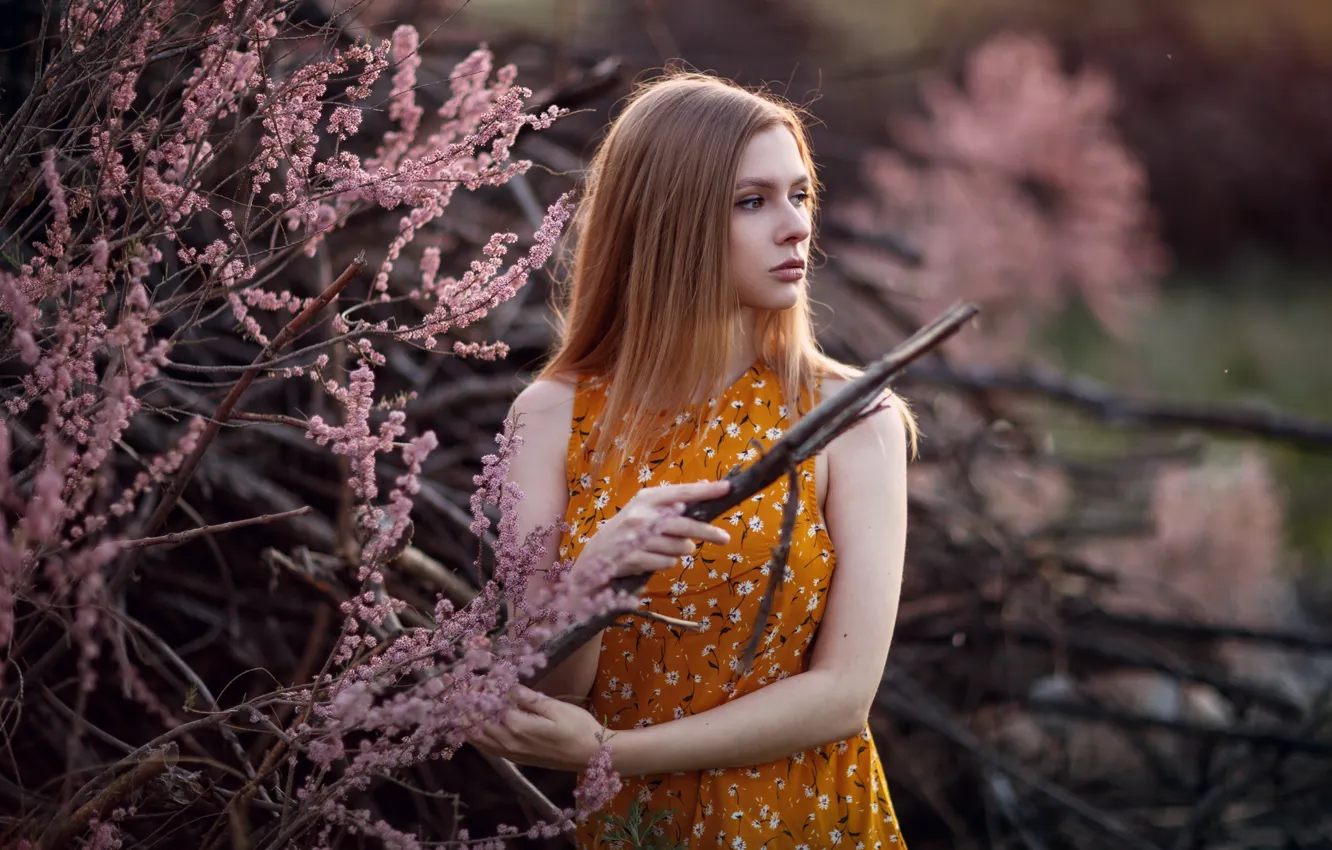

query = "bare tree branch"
902;362;1332;450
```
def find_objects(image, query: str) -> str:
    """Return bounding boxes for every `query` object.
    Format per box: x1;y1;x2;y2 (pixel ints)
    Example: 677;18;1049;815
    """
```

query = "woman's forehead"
735;127;809;186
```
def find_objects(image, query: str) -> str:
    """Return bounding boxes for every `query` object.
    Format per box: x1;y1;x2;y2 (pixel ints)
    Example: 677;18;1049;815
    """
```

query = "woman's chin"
740;287;802;312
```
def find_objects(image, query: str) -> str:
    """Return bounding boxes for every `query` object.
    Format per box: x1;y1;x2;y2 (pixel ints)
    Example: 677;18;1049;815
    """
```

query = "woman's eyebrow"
734;175;812;191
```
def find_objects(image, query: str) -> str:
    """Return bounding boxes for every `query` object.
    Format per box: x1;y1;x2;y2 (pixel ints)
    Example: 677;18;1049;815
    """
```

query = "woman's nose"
778;202;811;244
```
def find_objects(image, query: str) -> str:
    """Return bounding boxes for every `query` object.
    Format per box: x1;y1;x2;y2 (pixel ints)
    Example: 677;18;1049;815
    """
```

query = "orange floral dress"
558;359;906;849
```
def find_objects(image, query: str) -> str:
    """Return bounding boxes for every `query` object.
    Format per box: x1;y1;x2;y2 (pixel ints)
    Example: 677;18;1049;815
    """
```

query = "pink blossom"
405;192;575;349
82;819;123;850
42;150;69;246
0;270;40;365
62;0;126;53
377;26;424;167
361;431;438;566
298;417;644;840
4;3;580;843
837;31;1167;365
574;742;623;822
305;365;388;504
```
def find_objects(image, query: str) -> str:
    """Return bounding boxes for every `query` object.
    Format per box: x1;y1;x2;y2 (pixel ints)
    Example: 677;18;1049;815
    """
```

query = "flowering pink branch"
110;253;368;593
1;1;593;843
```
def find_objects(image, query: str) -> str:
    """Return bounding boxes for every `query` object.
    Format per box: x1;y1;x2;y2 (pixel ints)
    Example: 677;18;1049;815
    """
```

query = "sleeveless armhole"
797;374;824;530
565;376;586;487
565;374;604;492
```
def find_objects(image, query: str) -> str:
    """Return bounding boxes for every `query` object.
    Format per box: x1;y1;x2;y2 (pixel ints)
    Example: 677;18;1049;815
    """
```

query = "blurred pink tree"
1081;448;1298;681
837;31;1169;364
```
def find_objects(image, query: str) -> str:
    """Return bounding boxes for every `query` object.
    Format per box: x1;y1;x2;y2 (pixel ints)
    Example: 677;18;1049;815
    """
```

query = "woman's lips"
770;259;806;282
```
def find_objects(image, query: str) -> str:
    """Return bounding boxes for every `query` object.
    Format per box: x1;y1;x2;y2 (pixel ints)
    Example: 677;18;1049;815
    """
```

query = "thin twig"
392;546;479;608
1167;685;1332;850
475;750;576;846
39;685;135;754
121;616;271;798
118;506;313;549
231;411;309;429
1022;697;1332;755
37;744;178;850
739;465;799;676
1060;604;1332;653
621;608;705;633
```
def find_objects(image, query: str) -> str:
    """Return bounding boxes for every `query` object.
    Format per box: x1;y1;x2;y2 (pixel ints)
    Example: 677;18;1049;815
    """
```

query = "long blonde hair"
539;71;917;467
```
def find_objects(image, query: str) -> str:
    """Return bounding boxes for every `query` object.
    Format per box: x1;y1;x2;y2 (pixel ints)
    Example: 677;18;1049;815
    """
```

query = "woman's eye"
736;191;809;211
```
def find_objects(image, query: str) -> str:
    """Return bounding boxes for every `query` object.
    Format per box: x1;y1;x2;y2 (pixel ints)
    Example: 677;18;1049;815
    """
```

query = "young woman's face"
727;125;813;312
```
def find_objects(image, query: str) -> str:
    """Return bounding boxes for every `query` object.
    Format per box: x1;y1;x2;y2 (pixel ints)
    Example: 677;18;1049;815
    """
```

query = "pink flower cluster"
2;0;605;841
408;193;576;352
293;415;654;842
574;741;623;822
838;31;1168;364
0;148;171;687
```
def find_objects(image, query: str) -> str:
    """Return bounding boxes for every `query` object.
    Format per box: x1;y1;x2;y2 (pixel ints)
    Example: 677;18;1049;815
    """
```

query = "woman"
474;71;913;848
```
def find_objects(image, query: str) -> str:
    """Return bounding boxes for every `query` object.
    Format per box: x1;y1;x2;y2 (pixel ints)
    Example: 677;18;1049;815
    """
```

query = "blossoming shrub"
0;0;625;845
835;30;1168;366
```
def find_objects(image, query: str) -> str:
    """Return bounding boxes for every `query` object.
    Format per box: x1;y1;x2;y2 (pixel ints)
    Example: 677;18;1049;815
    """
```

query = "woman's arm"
503;381;736;705
606;388;909;776
505;379;605;704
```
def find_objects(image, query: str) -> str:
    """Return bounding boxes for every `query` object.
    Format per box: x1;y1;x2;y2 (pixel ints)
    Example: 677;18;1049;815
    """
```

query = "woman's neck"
723;308;759;390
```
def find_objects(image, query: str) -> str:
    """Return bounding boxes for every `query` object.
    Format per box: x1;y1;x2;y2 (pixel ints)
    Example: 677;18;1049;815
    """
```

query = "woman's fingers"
643;535;695;557
659;516;730;545
644;552;680;572
620;551;678;575
640;479;731;504
471;726;501;751
510;685;547;710
591;480;736;581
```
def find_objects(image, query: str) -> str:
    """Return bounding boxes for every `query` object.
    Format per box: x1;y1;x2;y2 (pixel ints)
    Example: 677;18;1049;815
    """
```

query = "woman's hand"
471;686;612;771
576;479;732;580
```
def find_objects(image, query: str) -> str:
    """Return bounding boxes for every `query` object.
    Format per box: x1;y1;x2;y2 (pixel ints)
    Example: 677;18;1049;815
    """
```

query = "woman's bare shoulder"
508;378;572;410
817;367;908;449
815;361;864;396
506;377;578;483
818;374;858;395
511;375;577;421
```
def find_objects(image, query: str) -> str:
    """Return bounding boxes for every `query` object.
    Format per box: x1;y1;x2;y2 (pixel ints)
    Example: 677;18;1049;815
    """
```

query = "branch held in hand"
526;302;980;683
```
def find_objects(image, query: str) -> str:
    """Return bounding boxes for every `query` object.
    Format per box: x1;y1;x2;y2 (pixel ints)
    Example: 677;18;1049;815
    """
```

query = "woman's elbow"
805;665;880;740
830;682;878;741
838;703;873;741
